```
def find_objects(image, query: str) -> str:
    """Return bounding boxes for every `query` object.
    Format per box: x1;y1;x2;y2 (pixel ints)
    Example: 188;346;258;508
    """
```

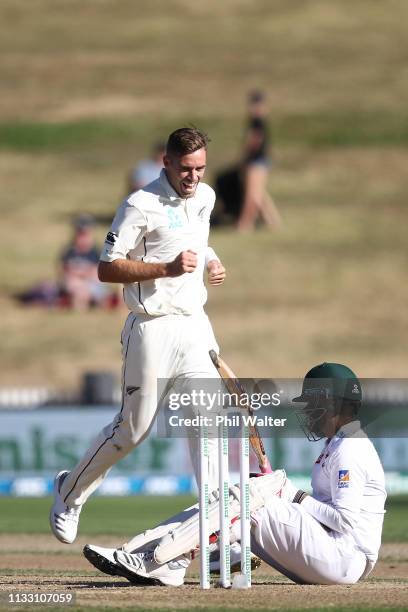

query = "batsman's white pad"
155;470;286;565
123;503;199;553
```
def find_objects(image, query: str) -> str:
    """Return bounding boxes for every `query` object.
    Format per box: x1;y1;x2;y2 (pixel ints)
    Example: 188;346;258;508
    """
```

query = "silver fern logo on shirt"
167;208;183;229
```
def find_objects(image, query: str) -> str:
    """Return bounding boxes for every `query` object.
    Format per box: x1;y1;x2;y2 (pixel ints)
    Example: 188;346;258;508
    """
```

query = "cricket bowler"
50;127;226;544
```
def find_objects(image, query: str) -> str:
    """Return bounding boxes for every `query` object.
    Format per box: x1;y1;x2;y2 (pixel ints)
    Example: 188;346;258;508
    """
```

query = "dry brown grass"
1;145;407;387
0;1;407;390
1;0;408;121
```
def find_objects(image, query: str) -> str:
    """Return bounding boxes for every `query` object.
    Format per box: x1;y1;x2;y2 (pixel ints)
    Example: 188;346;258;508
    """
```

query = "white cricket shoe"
83;544;145;584
49;470;82;544
115;549;189;587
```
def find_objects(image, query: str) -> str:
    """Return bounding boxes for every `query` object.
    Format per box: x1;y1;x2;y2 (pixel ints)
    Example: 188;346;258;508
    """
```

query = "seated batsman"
83;362;386;586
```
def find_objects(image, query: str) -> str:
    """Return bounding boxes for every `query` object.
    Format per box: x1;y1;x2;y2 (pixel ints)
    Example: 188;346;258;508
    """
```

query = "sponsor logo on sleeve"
105;231;118;245
338;469;350;488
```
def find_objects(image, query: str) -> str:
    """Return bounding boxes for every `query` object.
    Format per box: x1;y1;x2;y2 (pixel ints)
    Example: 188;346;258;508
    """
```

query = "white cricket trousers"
60;311;220;507
250;497;370;584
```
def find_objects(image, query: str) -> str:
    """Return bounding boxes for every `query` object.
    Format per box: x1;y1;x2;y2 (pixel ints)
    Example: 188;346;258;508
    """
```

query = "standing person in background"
50;127;226;545
237;90;281;231
127;141;165;194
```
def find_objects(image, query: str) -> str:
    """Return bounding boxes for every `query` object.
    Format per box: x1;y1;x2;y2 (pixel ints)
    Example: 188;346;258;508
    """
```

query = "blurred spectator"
238;89;281;230
17;215;118;310
59;214;111;310
127;141;165;194
213;165;243;225
213;90;281;230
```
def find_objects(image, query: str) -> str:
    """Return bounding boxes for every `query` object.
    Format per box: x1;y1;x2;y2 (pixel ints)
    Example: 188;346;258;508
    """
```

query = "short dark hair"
248;89;265;104
166;127;210;157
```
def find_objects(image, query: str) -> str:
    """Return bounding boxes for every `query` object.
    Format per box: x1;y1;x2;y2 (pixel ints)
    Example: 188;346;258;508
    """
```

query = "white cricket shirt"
302;420;386;563
100;170;219;316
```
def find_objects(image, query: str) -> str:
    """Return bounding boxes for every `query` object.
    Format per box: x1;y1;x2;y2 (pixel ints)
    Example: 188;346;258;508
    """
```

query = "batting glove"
279;475;308;504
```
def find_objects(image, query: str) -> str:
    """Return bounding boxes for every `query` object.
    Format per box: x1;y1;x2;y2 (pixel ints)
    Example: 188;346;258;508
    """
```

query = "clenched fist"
207;260;226;286
166;250;198;277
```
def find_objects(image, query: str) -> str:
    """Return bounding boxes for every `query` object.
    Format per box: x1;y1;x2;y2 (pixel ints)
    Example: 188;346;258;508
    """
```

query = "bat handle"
259;460;273;474
209;349;219;368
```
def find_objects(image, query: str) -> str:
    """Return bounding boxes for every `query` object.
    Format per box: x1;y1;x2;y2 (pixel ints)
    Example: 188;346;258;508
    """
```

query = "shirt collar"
335;420;363;439
159;169;184;202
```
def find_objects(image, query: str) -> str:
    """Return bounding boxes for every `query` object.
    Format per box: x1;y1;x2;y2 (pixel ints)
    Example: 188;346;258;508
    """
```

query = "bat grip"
259;461;273;474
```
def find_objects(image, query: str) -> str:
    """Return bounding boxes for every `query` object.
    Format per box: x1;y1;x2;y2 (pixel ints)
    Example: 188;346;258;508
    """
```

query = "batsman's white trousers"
60;311;220;507
250;497;370;585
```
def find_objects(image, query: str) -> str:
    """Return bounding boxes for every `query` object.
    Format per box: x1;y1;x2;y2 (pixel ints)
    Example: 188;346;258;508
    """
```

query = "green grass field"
0;496;407;612
0;495;406;542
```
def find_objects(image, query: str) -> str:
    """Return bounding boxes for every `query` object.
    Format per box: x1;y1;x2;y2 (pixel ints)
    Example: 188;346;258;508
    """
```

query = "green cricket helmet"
293;362;362;441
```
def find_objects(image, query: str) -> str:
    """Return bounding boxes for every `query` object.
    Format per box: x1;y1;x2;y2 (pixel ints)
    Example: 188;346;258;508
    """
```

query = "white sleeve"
100;199;147;262
199;184;216;222
301;442;366;534
205;246;220;265
196;186;219;266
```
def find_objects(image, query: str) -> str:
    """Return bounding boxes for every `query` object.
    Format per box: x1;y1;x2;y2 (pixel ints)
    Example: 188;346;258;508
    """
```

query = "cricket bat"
209;350;273;474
